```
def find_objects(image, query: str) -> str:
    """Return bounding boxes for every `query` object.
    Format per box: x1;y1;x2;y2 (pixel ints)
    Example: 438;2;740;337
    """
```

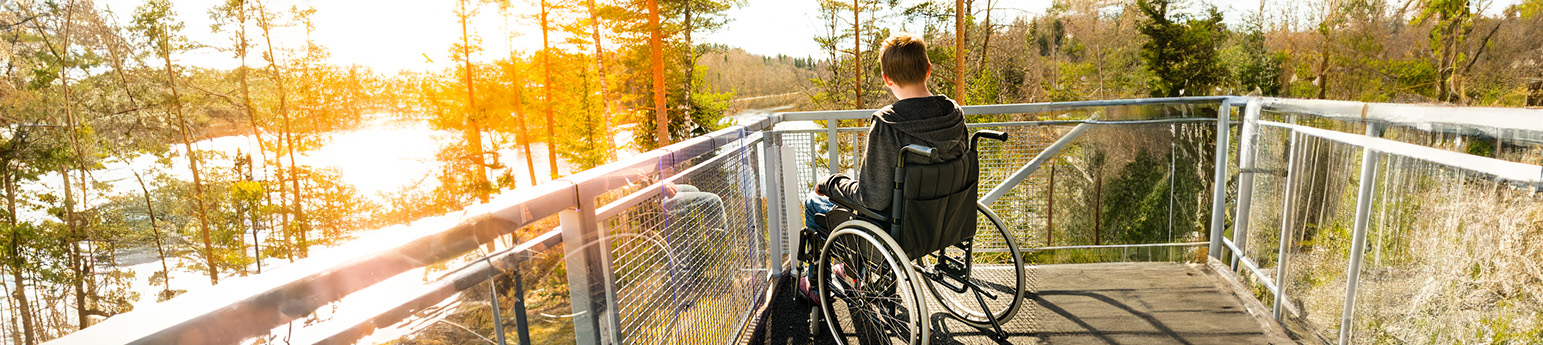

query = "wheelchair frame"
795;130;1024;344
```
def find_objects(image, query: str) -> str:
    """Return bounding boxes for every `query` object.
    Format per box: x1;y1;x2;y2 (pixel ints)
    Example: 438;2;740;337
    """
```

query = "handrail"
1258;97;1543;143
779;96;1237;121
53;182;578;344
310;229;564;344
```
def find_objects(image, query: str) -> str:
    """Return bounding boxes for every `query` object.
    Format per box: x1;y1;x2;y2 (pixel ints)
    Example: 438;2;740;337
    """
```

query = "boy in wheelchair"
797;28;970;320
799;31;969;294
803;32;968;229
795;33;1022;343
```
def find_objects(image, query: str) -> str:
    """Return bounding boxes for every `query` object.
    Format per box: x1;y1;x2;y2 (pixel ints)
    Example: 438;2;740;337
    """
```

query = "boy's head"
879;33;930;89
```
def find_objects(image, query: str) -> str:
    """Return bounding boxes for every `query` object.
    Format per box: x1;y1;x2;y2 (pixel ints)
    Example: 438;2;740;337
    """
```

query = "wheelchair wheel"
816;222;929;345
919;202;1025;327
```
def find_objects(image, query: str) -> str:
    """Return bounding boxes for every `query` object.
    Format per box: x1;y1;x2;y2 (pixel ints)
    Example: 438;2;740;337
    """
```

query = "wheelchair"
794;130;1025;344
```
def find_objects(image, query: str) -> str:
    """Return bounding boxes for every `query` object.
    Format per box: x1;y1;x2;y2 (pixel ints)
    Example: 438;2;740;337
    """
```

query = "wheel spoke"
818;229;921;345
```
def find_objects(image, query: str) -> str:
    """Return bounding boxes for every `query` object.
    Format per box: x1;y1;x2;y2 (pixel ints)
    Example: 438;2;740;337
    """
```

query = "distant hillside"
698;46;818;111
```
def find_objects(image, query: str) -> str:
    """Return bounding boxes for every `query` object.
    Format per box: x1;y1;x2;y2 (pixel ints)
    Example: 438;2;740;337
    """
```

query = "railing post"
781;144;803;266
826;119;841;174
489;278;506;345
560;202;619;345
1273;130;1300;320
1207;101;1233;260
1338;124;1383;345
1230;99;1263;267
760;132;784;277
512;265;533;345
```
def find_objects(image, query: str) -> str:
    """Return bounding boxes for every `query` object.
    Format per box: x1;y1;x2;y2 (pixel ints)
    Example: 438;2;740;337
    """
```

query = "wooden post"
1094;168;1102;246
1047;161;1055;247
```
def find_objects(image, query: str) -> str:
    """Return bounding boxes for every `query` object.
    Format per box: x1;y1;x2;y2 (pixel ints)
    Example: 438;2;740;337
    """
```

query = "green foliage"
1136;0;1229;97
629;61;735;149
1231;25;1283;95
965;67;1001;105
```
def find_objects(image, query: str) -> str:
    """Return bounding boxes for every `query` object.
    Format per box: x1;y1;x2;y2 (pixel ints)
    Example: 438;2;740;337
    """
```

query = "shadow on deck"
754;262;1294;344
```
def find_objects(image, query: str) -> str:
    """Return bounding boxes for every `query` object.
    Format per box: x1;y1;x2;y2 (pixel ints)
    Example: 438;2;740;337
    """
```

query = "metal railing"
1212;98;1543;344
50;96;1543;345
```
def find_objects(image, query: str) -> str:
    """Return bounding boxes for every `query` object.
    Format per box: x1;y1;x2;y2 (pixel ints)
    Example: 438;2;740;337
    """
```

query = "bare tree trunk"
7;240;30;345
977;0;994;68
955;0;967;101
231;1;276;263
458;0;491;202
650;0;669;147
256;2;295;261
541;0;561;179
514;73;538;186
23;1;94;328
99;6;174;299
685;0;697;124
233;4;270;272
164;45;221;285
854;0;865;108
2;264;18;344
499;6;540;187
3;162;34;345
130;168;173;297
586;0;616;155
1316;37;1329;99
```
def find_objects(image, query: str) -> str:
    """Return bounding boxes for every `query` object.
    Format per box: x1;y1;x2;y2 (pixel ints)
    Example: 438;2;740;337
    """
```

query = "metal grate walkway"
757;262;1293;344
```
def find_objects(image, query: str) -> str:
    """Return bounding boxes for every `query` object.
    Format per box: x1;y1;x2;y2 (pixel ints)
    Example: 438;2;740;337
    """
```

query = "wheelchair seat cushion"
891;151;979;260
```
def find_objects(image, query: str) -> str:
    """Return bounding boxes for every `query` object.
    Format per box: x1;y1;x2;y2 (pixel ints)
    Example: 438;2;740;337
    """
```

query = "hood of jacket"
872;95;968;160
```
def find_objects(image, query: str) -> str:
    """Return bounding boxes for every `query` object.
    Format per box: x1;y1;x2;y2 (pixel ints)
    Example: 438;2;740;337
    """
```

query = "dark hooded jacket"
819;95;969;212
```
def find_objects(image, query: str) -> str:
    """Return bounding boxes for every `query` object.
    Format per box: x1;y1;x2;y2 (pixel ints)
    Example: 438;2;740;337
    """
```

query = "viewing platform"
51;97;1543;345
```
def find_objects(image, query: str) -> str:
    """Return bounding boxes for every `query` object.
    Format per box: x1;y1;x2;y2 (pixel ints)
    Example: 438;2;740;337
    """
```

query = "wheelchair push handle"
971;130;1009;151
899;144;938;167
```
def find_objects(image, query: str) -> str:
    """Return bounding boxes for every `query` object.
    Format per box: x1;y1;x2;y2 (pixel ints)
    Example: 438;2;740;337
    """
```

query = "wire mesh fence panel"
600;142;769;345
1029;122;1220;264
1345;156;1543;344
361;216;570;345
1241;124;1295;276
1274;134;1368;341
968;123;1060;251
837;128;869;174
782;131;820;196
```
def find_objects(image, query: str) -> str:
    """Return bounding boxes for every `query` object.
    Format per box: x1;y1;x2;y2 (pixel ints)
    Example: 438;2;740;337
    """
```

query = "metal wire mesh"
1236;111;1543;344
1341;156;1542;344
376;216;572;344
1268;133;1363;340
599;141;769;345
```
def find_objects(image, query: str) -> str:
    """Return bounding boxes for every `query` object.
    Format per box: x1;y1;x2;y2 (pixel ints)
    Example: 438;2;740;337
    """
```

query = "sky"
96;0;1524;75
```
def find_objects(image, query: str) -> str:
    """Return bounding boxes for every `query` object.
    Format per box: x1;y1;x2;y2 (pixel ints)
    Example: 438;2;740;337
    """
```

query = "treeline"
805;0;1543;108
1;0;383;343
385;0;749;222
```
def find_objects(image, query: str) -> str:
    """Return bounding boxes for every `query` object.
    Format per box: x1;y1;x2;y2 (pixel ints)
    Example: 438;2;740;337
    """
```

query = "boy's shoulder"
875;96;962;119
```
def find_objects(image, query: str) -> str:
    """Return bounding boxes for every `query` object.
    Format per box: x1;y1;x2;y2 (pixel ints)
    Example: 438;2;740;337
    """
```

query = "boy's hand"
816;174;851;197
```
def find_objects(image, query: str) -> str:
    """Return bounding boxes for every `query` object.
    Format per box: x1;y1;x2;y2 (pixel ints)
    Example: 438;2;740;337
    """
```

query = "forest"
3;0;1542;343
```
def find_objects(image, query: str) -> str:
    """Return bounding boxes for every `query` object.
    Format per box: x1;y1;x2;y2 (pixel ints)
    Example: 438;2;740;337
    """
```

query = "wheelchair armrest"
971;130;1009;151
827;193;889;223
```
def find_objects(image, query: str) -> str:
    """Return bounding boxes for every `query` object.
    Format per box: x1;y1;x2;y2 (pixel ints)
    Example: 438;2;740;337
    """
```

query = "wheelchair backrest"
889;149;979;260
